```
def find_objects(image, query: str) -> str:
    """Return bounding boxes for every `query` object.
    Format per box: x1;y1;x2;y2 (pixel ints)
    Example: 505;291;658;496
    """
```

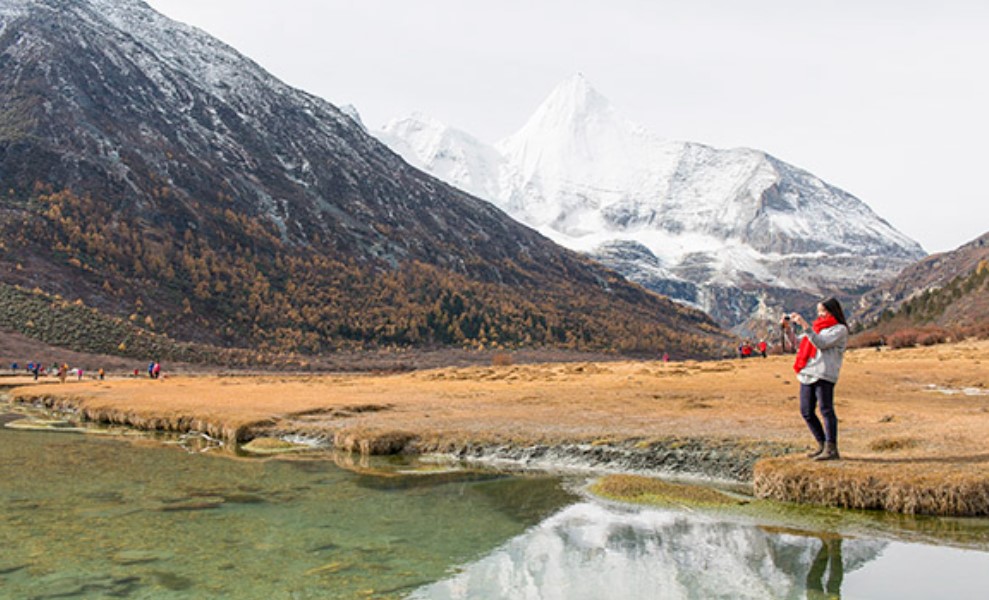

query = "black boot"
806;442;825;458
814;442;840;461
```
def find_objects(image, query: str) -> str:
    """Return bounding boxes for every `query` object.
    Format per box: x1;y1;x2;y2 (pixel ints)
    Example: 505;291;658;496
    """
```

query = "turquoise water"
2;416;989;599
0;424;575;599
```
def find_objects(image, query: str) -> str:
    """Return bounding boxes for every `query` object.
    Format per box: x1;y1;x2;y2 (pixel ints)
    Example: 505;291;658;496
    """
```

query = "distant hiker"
791;297;849;461
780;315;798;354
32;363;41;381
58;364;68;384
11;362;17;373
77;368;84;381
757;339;768;358
148;361;155;379
739;341;753;359
152;362;161;379
662;352;670;364
99;368;105;381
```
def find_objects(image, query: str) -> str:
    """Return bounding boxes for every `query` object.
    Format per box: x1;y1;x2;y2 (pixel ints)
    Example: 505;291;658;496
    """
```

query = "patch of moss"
590;474;744;508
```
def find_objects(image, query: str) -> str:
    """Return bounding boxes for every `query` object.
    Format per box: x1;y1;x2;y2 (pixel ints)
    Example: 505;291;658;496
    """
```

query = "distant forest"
0;186;722;358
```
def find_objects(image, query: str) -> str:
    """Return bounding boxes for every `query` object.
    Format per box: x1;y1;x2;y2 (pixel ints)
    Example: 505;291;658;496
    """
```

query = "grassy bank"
6;340;989;516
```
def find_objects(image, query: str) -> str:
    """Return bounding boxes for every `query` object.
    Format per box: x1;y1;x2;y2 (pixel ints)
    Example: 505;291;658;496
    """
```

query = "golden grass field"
5;339;989;516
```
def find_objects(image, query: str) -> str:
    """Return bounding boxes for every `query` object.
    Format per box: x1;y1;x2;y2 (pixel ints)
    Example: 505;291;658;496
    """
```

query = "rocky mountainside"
0;0;724;357
377;74;926;329
856;230;989;328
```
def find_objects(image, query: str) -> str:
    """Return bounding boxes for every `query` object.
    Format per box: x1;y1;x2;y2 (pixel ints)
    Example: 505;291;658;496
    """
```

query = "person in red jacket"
757;339;768;358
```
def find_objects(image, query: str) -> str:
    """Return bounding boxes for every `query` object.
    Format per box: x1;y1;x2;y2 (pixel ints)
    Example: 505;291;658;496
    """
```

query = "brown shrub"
491;353;513;367
884;326;951;349
848;330;886;349
917;327;949;346
887;329;919;349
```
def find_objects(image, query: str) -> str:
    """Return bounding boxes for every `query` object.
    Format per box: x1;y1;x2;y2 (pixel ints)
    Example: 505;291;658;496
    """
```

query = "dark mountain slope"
0;0;724;357
856;231;989;325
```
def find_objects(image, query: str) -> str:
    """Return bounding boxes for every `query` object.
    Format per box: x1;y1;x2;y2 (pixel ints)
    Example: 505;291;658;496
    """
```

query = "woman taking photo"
789;298;850;461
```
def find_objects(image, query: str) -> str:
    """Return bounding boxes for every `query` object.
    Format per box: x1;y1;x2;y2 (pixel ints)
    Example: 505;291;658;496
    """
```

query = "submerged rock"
150;570;194;591
240;437;312;455
156;496;225;512
113;550;171;565
4;419;87;433
222;493;267;505
0;413;27;426
0;563;29;575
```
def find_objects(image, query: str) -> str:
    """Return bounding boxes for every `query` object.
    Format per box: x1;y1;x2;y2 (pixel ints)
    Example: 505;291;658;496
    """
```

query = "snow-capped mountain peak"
497;74;662;189
375;75;926;328
379;113;505;201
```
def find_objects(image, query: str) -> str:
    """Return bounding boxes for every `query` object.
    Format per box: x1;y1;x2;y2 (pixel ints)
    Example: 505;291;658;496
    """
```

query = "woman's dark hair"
820;297;848;327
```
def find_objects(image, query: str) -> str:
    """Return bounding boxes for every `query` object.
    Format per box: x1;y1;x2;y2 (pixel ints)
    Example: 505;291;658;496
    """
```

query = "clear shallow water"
0;425;575;599
1;419;989;599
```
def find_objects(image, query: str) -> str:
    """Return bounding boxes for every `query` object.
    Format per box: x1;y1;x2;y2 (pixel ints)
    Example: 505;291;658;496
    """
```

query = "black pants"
800;379;837;444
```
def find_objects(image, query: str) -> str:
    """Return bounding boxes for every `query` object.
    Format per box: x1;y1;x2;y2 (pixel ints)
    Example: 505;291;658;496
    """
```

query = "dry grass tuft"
868;437;921;452
754;457;989;516
681;398;713;410
332;428;418;455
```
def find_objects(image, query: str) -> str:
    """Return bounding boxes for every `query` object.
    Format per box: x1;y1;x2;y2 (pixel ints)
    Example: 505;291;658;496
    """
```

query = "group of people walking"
737;339;768;358
8;361;167;382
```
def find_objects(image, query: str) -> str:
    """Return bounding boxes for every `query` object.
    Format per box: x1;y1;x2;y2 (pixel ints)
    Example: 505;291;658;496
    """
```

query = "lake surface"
2;416;989;599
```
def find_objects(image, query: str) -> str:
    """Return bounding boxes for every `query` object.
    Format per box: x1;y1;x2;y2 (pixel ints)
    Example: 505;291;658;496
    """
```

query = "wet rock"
150;570;194;591
4;419;87;433
449;439;795;483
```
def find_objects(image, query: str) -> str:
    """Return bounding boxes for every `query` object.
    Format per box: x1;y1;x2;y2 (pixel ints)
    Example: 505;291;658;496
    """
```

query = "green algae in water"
0;427;577;599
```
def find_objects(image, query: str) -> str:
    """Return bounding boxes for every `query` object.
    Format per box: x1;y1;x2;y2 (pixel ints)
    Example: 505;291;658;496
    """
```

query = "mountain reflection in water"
411;502;883;600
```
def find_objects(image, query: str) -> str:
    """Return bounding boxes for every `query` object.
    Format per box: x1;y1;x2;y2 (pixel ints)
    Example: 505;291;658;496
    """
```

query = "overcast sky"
145;0;989;254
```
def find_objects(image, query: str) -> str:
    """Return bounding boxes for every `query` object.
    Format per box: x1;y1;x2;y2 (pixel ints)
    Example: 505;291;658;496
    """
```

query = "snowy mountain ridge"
0;0;726;354
376;74;926;327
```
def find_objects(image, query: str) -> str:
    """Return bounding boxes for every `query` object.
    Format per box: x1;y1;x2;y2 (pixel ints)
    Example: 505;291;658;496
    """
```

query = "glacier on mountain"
376;74;925;328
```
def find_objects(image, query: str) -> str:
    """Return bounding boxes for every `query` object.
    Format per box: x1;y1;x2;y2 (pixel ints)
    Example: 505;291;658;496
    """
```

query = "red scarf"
793;315;839;374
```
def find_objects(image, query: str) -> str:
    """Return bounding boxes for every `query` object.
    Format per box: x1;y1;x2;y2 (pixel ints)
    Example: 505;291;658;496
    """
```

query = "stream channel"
2;403;988;599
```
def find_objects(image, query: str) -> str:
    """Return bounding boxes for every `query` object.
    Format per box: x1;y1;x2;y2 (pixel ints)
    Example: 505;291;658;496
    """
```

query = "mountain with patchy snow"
0;1;724;356
377;74;926;328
